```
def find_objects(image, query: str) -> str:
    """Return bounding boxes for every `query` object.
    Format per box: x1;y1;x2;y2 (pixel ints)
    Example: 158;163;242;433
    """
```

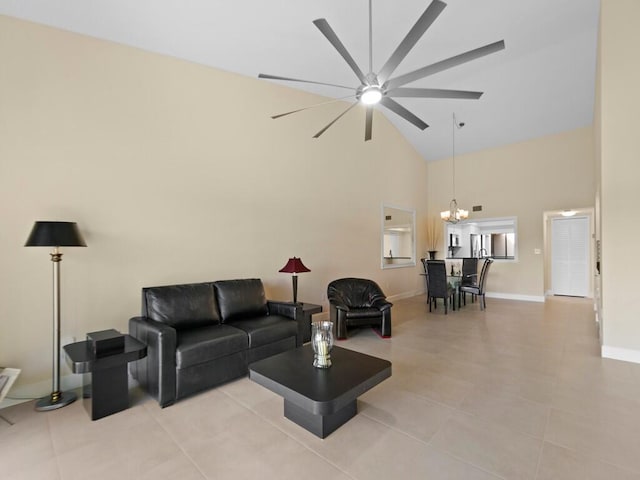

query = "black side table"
63;335;146;420
300;303;323;343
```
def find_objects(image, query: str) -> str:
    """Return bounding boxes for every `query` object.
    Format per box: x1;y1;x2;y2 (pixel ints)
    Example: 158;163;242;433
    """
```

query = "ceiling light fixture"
441;113;469;224
561;210;577;217
360;86;382;105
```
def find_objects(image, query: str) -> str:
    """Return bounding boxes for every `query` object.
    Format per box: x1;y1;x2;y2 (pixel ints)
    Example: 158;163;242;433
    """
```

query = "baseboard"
409;290;545;303
388;289;423;302
601;345;640;364
0;374;82;409
485;292;545;303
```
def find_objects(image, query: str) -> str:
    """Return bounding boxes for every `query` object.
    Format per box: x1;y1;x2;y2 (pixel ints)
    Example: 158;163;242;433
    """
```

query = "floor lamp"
25;221;87;411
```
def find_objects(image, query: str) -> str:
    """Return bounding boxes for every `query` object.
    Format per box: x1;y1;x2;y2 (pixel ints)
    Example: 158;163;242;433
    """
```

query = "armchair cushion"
214;279;268;322
143;283;219;329
345;307;384;319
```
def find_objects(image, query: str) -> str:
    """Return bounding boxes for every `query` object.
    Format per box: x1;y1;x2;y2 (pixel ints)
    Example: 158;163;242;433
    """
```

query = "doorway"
551;216;590;297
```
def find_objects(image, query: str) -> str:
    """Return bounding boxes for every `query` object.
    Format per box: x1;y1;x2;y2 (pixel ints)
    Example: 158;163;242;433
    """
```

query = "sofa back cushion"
214;279;268;322
143;283;220;329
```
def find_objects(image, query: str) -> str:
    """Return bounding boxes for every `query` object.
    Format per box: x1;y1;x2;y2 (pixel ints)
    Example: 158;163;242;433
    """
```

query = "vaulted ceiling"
1;0;600;161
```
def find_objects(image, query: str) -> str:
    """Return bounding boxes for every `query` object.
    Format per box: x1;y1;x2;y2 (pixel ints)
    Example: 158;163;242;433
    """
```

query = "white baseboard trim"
601;345;640;364
485;292;545;303
0;374;82;409
388;289;424;302
396;290;544;303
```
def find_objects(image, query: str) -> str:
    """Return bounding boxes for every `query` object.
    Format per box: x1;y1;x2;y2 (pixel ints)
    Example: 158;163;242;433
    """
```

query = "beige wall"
598;0;640;359
0;16;428;389
426;127;595;299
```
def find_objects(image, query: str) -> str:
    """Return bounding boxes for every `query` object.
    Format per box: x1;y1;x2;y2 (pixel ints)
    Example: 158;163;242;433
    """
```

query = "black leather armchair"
327;278;392;340
129;279;300;407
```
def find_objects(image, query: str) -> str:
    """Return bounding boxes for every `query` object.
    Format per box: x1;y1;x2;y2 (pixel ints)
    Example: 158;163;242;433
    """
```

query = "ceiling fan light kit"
359;85;382;105
259;0;505;141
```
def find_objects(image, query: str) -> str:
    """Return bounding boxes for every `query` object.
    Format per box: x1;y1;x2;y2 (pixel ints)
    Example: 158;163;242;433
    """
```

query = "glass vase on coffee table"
311;321;334;368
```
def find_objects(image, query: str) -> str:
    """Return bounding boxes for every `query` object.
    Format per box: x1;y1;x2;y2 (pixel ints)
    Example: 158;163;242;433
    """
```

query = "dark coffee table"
249;345;391;438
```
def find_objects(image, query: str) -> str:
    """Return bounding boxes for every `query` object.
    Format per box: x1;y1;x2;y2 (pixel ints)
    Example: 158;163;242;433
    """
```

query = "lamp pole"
35;247;77;411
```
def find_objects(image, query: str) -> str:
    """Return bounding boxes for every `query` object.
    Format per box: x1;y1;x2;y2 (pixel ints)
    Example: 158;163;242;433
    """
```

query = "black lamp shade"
279;257;310;274
25;221;87;247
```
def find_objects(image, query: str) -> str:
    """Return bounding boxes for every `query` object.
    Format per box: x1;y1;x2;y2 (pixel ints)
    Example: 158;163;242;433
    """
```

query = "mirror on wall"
445;217;517;260
382;205;416;269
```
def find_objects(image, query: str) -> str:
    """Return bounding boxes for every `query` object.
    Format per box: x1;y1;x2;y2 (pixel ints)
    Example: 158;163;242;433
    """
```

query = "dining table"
447;274;463;309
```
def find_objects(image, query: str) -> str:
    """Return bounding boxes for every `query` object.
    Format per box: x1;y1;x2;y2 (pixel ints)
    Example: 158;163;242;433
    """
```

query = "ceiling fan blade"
377;0;447;84
258;73;355;91
380;97;429;130
386;88;483;100
365;106;373;141
271;95;355;119
313;101;359;138
385;40;506;90
313;19;368;85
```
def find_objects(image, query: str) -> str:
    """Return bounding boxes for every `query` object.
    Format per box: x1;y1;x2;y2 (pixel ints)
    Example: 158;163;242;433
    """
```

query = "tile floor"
2;295;640;479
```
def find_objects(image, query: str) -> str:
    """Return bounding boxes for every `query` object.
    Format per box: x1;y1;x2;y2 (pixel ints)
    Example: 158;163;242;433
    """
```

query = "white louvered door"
551;216;589;297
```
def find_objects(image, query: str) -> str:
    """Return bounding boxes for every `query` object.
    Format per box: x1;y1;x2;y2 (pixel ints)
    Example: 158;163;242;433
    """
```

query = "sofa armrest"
128;316;177;408
268;301;303;346
267;300;300;320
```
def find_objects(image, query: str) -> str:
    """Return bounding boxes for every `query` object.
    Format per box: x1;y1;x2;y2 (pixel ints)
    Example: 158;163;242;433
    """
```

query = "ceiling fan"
259;0;505;141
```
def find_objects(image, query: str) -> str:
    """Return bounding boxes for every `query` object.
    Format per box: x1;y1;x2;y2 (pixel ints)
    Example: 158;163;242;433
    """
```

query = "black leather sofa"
327;278;392;340
129;279;301;407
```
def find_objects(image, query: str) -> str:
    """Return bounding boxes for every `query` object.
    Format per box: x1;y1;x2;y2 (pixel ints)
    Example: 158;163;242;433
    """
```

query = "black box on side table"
87;329;124;357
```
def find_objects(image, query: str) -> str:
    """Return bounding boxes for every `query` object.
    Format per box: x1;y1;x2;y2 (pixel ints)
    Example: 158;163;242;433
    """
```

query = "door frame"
543;208;594;298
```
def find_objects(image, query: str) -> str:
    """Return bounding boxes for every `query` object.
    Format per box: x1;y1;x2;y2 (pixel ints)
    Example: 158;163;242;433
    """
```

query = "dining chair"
460;257;479;305
420;258;434;311
426;260;455;314
460;258;494;310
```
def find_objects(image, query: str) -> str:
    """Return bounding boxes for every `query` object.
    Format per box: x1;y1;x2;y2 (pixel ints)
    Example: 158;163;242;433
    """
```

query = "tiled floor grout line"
46;413;65;480
359;409;510;480
218;388;358;480
141;401;210;480
532;407;553;480
542;435;640;477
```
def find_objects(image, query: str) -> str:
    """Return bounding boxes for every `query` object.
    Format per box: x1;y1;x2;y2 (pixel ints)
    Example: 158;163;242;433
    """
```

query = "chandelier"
441;113;469;224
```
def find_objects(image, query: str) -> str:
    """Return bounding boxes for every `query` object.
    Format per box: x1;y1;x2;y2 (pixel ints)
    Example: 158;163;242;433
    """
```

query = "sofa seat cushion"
227;315;297;348
345;308;383;319
176;325;247;369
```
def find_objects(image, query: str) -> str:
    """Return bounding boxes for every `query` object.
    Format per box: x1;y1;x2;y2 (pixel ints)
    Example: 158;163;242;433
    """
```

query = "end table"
64;335;146;420
299;303;323;343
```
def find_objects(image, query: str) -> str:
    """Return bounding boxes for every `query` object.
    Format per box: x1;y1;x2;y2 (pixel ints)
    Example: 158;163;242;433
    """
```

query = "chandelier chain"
452;112;456;199
440;112;468;224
